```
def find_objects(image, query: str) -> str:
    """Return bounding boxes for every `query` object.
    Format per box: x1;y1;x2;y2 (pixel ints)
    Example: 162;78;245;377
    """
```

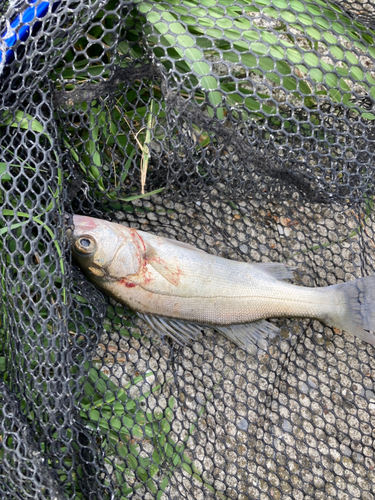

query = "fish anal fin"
145;245;183;286
214;320;279;354
256;262;295;281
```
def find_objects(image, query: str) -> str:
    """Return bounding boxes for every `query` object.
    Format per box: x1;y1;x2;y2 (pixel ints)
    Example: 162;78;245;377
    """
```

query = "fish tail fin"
326;275;375;345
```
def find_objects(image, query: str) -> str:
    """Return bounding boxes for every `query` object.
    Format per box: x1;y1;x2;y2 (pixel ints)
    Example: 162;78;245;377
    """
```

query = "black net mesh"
1;0;375;498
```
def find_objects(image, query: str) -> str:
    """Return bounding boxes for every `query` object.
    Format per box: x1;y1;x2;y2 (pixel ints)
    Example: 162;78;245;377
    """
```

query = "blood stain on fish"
120;279;137;288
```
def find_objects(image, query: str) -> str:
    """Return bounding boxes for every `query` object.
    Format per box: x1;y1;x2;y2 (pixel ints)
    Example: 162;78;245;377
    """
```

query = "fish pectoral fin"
145;245;182;286
256;262;296;281
138;313;203;345
214;320;279;354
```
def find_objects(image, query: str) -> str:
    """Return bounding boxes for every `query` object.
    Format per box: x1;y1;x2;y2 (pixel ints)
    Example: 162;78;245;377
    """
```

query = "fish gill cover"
0;0;375;499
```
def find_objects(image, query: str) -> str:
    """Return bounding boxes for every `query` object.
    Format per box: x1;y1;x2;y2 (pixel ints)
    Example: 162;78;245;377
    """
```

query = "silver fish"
71;215;375;353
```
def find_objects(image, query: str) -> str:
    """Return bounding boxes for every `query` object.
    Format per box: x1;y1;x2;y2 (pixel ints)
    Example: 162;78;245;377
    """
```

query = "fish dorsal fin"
162;237;206;254
256;262;295;281
214;320;279;354
145;245;182;286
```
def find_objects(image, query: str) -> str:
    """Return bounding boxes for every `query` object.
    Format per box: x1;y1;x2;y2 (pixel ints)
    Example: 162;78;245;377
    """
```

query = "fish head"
71;215;143;280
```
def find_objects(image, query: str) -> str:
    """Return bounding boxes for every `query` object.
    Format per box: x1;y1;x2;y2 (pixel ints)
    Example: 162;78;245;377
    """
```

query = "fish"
71;214;375;354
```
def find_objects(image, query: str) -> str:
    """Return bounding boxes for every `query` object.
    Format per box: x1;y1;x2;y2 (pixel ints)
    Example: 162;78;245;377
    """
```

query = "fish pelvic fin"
139;313;203;345
326;275;375;345
139;313;279;354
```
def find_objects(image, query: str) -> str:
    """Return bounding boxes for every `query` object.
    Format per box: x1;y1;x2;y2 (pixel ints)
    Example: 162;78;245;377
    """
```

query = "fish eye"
74;235;96;255
80;238;91;248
